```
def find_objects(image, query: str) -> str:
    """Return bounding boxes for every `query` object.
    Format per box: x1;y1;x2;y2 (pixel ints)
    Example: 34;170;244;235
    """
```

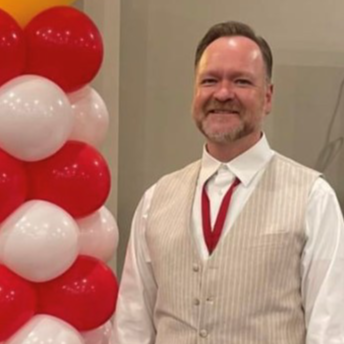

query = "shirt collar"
199;134;275;187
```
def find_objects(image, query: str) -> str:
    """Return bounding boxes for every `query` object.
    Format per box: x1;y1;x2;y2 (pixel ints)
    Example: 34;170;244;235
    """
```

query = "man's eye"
201;78;216;85
235;79;251;85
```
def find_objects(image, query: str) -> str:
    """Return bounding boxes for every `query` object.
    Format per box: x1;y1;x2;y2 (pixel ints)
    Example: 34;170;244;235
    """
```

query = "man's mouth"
208;109;239;114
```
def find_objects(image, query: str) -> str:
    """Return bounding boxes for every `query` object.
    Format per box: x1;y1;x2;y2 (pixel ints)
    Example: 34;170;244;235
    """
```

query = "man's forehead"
197;36;264;71
203;36;262;58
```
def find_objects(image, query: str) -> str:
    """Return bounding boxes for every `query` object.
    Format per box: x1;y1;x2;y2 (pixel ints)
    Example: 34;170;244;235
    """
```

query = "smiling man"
192;34;273;161
113;21;344;344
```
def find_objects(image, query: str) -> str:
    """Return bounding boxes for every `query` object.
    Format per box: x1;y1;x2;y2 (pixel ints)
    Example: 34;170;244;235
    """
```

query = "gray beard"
200;120;253;144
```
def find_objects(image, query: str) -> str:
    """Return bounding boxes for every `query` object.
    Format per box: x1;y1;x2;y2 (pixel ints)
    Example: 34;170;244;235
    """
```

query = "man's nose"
213;81;235;102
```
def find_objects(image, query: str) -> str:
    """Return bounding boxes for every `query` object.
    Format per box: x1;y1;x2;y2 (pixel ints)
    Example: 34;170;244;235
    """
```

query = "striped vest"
146;154;320;344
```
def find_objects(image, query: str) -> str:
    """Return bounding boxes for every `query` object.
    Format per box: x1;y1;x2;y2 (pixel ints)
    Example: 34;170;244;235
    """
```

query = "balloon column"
0;2;119;343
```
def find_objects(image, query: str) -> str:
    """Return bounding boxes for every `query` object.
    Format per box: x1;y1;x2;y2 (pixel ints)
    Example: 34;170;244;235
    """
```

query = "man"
113;21;344;344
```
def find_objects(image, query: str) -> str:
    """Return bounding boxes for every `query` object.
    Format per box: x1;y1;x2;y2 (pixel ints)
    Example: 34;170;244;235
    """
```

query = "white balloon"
77;207;118;262
68;86;109;147
6;315;84;344
81;321;114;344
0;200;79;282
0;75;74;161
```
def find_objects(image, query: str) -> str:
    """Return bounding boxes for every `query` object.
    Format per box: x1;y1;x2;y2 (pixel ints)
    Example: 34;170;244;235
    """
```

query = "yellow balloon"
0;0;76;27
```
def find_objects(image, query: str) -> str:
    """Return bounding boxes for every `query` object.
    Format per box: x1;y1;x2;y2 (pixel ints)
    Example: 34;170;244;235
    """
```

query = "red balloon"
0;148;27;223
0;9;25;86
36;255;118;331
26;141;110;218
0;265;37;341
24;6;103;92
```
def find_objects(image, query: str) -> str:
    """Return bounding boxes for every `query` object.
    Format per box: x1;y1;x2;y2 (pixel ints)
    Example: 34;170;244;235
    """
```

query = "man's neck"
206;133;261;162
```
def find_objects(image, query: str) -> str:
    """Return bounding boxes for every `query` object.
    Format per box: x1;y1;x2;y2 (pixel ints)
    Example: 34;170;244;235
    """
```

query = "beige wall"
117;0;344;275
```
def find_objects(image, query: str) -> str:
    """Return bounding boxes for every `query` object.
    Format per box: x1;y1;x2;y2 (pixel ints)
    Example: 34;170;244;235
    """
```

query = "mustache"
204;100;241;113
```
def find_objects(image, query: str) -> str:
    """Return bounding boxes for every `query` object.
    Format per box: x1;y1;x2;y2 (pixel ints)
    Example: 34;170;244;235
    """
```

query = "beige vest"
146;154;320;344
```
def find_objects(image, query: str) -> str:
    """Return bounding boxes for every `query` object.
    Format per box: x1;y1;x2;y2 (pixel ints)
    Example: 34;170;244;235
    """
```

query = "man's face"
192;36;273;146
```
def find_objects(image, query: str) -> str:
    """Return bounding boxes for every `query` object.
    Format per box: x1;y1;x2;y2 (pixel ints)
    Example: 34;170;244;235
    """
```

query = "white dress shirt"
113;136;344;344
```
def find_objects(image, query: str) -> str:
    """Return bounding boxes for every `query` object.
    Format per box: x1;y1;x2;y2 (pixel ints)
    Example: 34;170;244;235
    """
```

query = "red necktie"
202;177;240;254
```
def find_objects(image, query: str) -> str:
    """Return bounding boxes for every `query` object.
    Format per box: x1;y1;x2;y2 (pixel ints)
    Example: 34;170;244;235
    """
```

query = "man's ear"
265;83;274;115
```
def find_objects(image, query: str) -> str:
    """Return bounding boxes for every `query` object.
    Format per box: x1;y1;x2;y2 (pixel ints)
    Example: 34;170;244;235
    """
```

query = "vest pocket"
244;232;289;249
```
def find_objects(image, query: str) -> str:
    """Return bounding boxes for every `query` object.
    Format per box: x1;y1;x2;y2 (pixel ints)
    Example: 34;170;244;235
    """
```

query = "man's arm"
302;178;344;344
113;185;157;344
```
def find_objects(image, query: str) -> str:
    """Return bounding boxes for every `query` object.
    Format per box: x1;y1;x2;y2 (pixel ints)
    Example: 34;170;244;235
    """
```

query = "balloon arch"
0;1;119;343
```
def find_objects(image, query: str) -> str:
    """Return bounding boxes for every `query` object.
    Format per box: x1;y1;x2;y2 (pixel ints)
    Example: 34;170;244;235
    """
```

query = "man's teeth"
211;110;237;113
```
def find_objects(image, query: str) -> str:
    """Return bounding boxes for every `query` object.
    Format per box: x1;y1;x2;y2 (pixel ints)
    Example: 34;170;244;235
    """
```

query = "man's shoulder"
146;160;201;212
274;152;321;177
156;160;201;186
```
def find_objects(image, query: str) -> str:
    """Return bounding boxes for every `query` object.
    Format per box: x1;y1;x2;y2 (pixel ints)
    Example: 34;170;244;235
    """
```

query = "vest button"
193;298;200;306
206;296;214;303
192;264;200;272
199;329;208;338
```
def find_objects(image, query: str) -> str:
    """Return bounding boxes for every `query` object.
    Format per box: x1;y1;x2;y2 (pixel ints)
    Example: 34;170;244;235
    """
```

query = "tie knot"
213;165;235;188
